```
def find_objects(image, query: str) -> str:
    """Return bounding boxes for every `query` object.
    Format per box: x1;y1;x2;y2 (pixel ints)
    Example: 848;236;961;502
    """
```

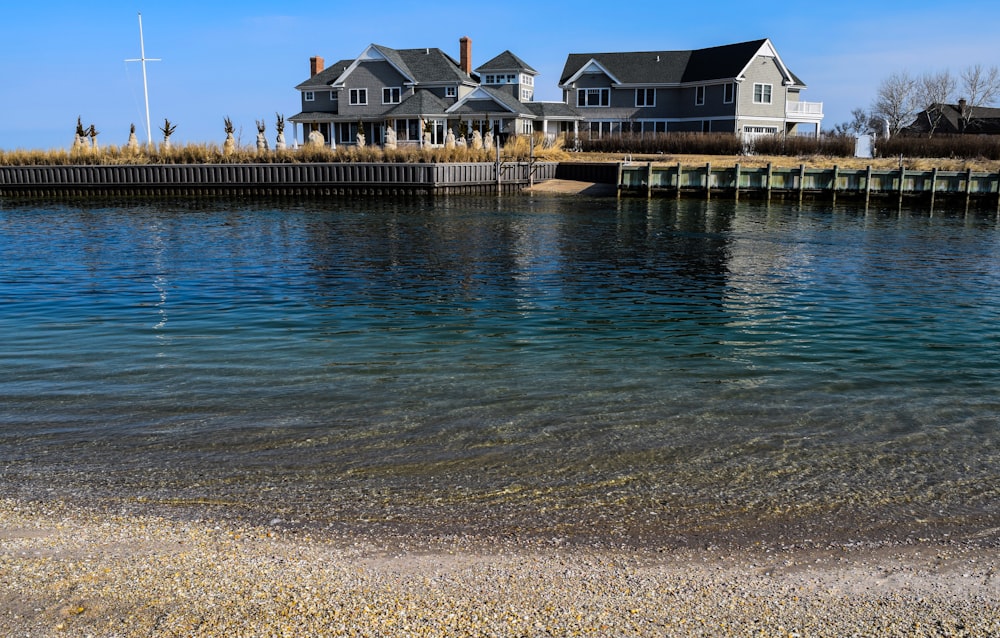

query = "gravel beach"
2;498;997;637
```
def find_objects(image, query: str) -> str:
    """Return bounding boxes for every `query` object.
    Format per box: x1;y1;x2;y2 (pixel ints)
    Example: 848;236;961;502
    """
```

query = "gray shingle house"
558;38;823;138
289;38;572;147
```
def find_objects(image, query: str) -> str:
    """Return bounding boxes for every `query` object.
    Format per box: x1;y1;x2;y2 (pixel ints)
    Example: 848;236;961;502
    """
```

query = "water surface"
2;195;998;547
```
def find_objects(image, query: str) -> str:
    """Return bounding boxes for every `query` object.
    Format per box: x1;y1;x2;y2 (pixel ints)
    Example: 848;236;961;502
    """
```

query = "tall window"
349;88;368;105
695;85;705;106
753;83;772;104
723;82;735;104
636;88;655;107
577;88;610;107
382;87;401;104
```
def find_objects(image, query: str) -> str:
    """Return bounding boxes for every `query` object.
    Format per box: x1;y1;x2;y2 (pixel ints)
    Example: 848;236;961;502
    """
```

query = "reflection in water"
1;197;999;545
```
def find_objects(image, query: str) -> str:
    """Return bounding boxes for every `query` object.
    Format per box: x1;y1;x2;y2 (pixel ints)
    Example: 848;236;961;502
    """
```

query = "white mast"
124;12;160;148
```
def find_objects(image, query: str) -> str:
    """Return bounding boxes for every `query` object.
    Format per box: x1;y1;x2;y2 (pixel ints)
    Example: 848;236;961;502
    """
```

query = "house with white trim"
289;37;579;147
558;38;823;139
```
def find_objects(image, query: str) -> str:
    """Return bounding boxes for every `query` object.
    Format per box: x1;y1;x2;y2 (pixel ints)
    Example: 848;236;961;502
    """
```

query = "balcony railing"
786;101;824;117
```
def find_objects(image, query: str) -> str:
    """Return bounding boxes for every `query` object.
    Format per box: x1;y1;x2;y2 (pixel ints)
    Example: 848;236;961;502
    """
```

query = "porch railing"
786;101;824;117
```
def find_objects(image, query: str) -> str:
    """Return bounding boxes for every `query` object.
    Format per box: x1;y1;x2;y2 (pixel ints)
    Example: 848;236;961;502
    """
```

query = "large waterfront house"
558;38;823;138
289;36;822;147
289;38;577;147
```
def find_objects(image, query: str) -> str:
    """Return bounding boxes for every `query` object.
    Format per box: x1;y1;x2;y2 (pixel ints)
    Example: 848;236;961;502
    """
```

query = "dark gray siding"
339;61;409;118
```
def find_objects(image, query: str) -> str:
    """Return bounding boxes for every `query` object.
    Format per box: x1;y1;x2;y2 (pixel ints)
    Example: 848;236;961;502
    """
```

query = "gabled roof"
297;44;475;91
476;50;538;75
906;103;1000;135
524;101;584;120
394;47;476;85
446;86;534;117
384;90;450;118
559;38;805;88
295;59;353;91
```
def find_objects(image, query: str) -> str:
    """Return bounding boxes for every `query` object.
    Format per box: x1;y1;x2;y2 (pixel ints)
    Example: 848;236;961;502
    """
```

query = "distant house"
557;38;823;138
905;99;1000;136
289;38;576;147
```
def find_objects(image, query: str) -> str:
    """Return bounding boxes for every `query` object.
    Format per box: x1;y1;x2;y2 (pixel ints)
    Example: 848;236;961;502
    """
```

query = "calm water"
2;195;999;546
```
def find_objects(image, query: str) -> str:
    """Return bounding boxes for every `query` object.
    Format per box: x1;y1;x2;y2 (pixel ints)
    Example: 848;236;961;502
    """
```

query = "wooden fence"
0;162;558;197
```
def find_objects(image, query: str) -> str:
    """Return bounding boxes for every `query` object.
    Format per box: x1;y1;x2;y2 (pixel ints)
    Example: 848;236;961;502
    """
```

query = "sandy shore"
1;498;997;637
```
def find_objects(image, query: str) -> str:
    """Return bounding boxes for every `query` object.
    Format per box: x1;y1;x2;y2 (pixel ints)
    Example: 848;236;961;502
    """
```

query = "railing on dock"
0;162;559;197
617;162;1000;209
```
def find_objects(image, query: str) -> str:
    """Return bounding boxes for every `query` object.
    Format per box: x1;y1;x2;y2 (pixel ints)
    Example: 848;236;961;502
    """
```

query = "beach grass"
0;134;570;167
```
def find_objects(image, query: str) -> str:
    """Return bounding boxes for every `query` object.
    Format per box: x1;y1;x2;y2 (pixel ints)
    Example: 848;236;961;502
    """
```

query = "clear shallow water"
2;195;999;546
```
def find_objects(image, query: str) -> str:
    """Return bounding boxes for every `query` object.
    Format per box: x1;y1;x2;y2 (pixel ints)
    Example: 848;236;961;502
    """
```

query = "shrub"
575;132;745;155
748;133;855;158
876;134;1000;161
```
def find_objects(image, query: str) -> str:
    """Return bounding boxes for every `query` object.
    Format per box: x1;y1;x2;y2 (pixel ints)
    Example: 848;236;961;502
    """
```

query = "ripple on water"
2;198;999;543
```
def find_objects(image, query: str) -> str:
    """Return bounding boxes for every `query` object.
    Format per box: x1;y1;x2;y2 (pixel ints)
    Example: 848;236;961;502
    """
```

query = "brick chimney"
310;56;324;77
459;37;472;75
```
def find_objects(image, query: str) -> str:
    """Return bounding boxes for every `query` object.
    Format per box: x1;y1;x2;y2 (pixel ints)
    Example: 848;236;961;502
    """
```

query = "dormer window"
445;86;457;98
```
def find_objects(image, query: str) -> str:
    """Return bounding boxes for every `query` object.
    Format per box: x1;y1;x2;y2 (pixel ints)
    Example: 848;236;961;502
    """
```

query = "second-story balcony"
786;101;824;121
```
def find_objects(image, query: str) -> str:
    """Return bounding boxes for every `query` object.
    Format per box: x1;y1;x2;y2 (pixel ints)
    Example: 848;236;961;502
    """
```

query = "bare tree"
871;71;920;136
916;70;956;136
958;64;1000;131
830;107;877;136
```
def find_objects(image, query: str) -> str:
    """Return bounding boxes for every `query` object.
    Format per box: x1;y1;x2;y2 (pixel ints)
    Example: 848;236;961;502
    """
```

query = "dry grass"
3;136;996;172
0;134;569;166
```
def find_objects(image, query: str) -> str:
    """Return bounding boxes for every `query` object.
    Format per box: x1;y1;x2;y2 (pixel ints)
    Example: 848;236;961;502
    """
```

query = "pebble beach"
2;498;997;637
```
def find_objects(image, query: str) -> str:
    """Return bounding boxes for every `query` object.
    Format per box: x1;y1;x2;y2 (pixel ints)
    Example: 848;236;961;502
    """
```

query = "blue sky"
2;0;998;150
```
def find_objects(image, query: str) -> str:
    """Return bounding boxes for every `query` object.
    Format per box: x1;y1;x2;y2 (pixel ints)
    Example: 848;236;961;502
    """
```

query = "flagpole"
125;12;160;148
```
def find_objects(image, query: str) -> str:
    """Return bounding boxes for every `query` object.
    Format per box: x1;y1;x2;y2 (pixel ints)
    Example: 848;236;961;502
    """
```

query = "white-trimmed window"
304;91;315;102
577;88;610;107
636;88;655;107
349;88;368;105
695;85;705;106
485;73;519;85
382;87;401;104
744;126;778;134
522;88;533;101
445;86;457;98
723;82;735;104
522;74;533;86
753;83;772;104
